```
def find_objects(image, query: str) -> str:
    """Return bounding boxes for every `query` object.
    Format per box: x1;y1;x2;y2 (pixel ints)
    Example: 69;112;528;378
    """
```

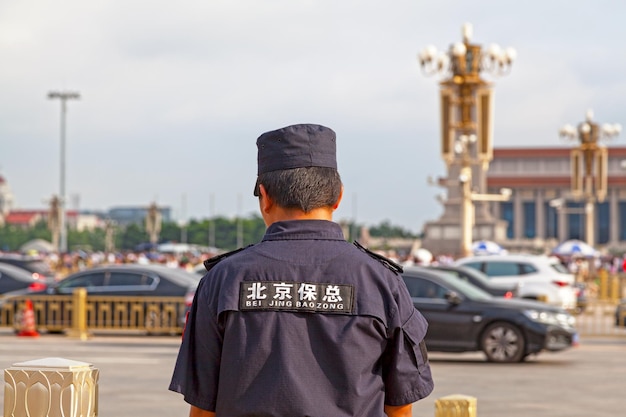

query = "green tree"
369;220;417;238
0;216;418;253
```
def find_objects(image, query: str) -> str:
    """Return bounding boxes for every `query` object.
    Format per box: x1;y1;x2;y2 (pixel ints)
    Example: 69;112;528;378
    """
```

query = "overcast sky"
1;0;625;233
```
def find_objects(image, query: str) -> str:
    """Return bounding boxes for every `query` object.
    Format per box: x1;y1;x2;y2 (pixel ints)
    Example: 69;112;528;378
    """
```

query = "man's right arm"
189;405;216;417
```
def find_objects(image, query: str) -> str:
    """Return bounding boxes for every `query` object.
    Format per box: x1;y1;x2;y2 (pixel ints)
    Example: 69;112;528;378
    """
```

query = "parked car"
454;254;578;311
0;263;49;295
401;266;577;363
0;254;55;281
429;264;519;298
0;264;200;332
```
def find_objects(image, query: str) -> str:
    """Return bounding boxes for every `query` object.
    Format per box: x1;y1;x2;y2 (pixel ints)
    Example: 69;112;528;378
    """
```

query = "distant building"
422;145;626;256
3;210;97;230
486;146;626;252
107;206;172;226
4;211;43;228
0;175;173;232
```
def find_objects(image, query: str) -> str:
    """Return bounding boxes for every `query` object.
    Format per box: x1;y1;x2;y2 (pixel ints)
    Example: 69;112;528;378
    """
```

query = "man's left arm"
384;403;412;417
189;405;216;417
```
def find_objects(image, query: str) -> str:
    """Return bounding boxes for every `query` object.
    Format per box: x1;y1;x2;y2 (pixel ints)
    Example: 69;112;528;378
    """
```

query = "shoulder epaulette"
203;244;253;272
353;240;403;274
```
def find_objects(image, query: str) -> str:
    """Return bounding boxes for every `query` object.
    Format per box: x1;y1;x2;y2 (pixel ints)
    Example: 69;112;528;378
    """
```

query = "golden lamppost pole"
145;202;162;246
419;23;515;258
559;109;621;247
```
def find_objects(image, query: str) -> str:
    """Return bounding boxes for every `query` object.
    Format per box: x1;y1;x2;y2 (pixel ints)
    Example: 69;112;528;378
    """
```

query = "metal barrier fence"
0;293;186;334
572;270;625;337
1;274;624;338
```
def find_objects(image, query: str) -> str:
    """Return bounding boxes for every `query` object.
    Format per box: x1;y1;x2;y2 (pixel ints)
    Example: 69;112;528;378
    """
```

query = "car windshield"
0;258;52;276
442;266;492;285
435;272;494;301
25;261;53;276
549;260;570;274
406;268;494;302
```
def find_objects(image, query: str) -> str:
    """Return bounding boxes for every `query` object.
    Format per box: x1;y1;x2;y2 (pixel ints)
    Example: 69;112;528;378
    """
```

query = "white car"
454;254;578;311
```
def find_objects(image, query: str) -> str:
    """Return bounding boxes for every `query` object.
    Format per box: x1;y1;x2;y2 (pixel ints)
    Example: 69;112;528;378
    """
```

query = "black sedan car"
45;264;199;296
0;254;55;281
0;264;200;333
0;263;49;294
429;264;519;298
402;266;577;363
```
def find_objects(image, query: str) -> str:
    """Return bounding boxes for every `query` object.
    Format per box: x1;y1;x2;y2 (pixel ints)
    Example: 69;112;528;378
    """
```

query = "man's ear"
258;184;273;214
332;186;344;210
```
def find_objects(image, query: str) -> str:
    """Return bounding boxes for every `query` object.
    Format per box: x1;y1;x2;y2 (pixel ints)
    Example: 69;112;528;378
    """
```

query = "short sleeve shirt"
169;220;433;416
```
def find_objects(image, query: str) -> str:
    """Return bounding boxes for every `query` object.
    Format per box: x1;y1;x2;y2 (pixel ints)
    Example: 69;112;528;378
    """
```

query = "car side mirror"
445;291;462;305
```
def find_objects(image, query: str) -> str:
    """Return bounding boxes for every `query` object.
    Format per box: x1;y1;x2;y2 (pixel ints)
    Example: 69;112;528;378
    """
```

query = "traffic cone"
17;299;40;337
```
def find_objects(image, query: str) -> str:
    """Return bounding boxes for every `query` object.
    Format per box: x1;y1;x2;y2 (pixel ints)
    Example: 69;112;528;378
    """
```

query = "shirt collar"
262;220;346;242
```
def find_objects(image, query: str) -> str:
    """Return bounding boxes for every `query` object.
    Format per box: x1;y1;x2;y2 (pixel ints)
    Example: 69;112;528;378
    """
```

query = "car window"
520;263;538;275
59;273;105;289
108;272;150;286
483;261;519;276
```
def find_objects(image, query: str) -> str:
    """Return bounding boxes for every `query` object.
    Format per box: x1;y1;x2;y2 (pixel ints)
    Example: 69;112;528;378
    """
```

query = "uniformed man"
169;123;434;417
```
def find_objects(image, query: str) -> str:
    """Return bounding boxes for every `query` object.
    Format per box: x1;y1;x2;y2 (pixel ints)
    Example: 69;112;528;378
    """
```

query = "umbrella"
412;248;433;265
552;239;599;257
20;239;55;254
472;240;504;255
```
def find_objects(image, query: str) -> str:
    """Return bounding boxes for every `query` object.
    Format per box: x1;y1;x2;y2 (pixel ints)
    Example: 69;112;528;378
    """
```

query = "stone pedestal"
422;218;508;258
4;357;99;417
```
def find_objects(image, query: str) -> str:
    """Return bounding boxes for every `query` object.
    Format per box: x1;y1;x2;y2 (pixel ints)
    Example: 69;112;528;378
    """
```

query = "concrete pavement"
1;330;625;417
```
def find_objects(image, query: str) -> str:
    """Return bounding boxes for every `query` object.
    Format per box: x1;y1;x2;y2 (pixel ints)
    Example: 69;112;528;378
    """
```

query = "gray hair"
254;167;342;212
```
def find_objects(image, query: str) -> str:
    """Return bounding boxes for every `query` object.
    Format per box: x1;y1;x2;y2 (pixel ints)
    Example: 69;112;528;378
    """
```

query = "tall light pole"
559;109;621;247
419;23;515;257
48;90;80;253
145;202;162;246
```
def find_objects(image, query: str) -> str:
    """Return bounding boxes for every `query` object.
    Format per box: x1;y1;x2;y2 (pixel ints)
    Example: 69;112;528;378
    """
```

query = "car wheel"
480;321;525;363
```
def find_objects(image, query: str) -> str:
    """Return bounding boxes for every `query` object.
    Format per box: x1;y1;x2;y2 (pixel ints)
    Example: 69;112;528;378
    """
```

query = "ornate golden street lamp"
419;23;515;257
559;109;621;247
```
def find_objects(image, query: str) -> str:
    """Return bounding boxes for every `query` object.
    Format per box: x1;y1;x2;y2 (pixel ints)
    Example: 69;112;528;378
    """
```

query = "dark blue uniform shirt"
169;220;433;416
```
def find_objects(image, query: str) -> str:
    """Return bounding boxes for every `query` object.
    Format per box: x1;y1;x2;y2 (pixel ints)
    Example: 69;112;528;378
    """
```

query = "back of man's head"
254;124;342;212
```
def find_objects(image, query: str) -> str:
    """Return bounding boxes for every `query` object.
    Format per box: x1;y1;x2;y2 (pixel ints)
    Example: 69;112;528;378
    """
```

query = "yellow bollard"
599;269;608;300
435;394;477;417
610;276;620;303
67;288;92;340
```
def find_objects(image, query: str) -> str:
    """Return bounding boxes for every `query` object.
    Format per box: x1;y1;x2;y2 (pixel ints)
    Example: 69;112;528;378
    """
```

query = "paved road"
412;337;626;417
1;330;624;417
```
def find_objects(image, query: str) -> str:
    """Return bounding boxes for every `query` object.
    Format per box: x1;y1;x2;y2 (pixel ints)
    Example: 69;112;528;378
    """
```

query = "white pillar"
585;198;595;247
4;357;98;417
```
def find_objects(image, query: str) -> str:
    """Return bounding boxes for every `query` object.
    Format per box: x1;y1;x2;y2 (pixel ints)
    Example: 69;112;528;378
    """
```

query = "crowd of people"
2;248;221;281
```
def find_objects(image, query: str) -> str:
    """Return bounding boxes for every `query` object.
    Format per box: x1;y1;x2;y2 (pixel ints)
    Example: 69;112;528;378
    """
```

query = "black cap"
256;124;337;175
